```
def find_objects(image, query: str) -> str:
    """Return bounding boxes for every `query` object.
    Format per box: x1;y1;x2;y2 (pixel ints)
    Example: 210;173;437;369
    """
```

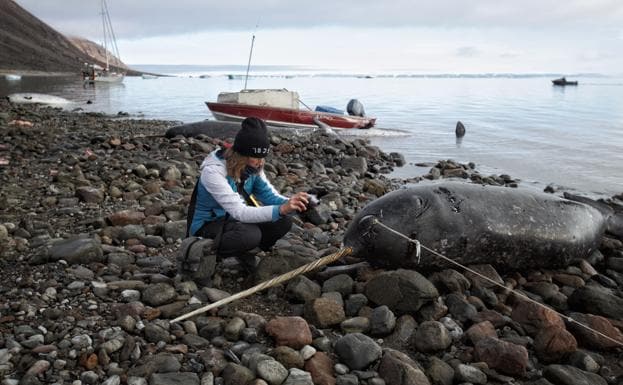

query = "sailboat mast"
243;33;255;90
103;0;121;69
101;0;109;71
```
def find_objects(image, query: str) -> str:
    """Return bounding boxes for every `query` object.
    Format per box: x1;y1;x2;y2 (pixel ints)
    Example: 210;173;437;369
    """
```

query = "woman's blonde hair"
224;147;263;181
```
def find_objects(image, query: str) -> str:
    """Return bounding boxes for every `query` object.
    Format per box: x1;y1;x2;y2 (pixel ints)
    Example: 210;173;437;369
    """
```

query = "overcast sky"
14;0;623;74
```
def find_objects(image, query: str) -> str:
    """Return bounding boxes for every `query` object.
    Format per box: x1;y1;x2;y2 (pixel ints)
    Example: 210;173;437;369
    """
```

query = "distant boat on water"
83;0;125;84
552;77;578;86
141;74;158;79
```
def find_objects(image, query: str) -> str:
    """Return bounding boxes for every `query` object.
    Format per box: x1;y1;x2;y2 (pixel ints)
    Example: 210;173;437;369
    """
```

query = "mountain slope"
0;0;136;74
68;36;127;71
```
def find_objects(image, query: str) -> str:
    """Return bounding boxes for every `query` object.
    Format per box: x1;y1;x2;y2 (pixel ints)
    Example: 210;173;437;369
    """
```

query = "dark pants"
195;216;292;258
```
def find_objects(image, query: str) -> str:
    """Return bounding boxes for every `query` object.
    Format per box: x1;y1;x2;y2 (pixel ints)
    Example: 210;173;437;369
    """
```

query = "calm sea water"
2;65;622;197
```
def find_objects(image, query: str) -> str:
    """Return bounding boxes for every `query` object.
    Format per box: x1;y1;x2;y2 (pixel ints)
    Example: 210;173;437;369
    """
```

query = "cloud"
498;50;522;59
12;0;623;74
455;46;480;57
14;0;623;40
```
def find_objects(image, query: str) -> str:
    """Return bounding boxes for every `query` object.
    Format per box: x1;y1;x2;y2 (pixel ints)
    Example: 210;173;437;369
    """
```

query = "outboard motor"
346;99;365;117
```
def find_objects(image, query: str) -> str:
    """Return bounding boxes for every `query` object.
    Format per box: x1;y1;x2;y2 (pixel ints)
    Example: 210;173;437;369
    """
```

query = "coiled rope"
370;218;623;347
172;247;353;323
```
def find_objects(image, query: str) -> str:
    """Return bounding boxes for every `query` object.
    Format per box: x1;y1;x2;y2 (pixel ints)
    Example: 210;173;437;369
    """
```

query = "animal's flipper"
564;192;623;239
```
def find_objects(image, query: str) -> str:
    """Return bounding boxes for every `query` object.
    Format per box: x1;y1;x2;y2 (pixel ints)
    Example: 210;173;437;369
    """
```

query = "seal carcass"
344;181;620;271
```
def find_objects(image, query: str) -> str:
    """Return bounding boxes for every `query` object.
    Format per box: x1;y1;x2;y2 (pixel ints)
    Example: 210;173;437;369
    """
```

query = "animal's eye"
411;196;423;209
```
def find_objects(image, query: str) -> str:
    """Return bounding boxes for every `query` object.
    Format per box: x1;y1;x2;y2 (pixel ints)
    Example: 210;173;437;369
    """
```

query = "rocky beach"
1;100;623;385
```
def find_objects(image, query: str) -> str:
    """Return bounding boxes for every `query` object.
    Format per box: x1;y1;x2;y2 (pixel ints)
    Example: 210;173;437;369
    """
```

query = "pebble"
1;102;622;385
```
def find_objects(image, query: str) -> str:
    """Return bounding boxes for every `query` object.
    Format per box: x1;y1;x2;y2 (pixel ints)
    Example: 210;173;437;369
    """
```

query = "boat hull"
84;73;125;84
206;102;375;129
552;78;578;86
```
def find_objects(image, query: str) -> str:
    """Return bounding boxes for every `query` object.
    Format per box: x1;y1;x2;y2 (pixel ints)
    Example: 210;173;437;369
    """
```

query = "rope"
371;219;623;347
171;247;353;323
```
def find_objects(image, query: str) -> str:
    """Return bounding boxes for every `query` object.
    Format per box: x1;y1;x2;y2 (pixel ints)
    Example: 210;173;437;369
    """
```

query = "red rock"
25;360;50;376
305;352;335;385
510;300;564;336
126;238;141;246
165;344;189;354
31;345;58;354
534;326;577;362
107;210;145;226
475;337;528;376
79;353;98;370
128;244;146;253
109;137;121;146
265;316;313;349
75;186;104;203
143;215;167;225
304;297;346;328
566;313;623;350
471;309;507;327
378;348;430;385
466;321;497;345
144;182;162;194
143;308;161;320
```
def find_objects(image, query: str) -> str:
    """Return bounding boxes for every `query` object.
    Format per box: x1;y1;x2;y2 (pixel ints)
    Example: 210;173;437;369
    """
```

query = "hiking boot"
236;253;260;272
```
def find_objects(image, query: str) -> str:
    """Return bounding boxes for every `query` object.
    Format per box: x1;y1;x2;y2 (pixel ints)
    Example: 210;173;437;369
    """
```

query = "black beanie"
233;117;270;158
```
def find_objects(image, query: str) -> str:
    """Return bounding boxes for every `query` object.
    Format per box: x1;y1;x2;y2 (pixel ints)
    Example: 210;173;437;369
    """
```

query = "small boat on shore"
7;93;72;105
4;74;22;81
206;89;375;129
141;74;158;79
552;77;578;86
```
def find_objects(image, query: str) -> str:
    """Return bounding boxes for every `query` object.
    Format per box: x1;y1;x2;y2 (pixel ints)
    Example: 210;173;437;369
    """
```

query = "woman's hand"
279;192;309;215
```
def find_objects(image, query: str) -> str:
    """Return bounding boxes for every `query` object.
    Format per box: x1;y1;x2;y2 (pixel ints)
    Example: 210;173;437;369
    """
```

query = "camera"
307;194;320;209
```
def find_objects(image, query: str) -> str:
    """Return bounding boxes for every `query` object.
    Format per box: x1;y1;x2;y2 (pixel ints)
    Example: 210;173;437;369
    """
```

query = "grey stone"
143;323;172;344
162;220;186;242
118;224;146;240
322;274;354;296
370;305;396;336
340;317;371;334
221;363;255;385
286;276;321;303
283;368;314;385
426;357;454;385
150;372;199;385
257;359;289;385
568;283;623;320
454;364;487;384
378;348;429;385
544;364;607;385
334;333;382;370
364;269;438;313
345;294;368;317
445;293;478;324
48;238;103;264
336;374;358;385
341;157;367;174
142;283;177;306
413;321;452;352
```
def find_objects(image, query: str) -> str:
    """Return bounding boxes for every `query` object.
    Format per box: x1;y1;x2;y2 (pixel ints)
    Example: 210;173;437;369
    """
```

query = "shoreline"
0;69;77;77
0;69;149;77
2;102;623;384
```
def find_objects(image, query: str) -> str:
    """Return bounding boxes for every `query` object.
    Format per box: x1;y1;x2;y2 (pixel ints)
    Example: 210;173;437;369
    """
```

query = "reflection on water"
0;75;127;115
1;73;622;196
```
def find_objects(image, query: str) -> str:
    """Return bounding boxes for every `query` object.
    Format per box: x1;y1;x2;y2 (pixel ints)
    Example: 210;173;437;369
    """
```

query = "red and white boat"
206;89;375;129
